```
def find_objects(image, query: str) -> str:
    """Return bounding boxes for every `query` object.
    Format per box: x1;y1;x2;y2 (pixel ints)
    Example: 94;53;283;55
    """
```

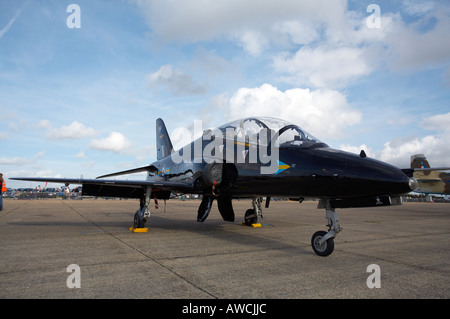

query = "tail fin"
411;154;430;169
156;118;173;160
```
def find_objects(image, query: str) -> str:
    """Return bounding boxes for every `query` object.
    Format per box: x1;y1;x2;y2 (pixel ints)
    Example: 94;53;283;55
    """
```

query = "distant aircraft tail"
156;118;173;160
411;154;430;169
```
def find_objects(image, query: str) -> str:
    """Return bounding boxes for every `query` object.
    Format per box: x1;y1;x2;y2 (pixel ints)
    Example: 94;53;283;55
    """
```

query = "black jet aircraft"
12;117;418;256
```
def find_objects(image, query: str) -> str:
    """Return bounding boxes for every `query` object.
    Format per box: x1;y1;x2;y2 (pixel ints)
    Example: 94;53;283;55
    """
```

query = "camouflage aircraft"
410;154;450;195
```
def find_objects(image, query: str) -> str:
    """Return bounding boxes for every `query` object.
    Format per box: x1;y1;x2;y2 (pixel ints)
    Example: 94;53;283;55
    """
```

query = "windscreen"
217;117;326;148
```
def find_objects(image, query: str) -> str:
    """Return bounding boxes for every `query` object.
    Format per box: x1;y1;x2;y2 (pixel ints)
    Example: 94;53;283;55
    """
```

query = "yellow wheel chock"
129;226;149;233
241;222;262;227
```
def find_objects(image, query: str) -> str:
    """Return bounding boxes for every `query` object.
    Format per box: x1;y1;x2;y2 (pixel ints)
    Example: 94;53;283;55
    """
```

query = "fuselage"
148;143;413;199
228;146;412;198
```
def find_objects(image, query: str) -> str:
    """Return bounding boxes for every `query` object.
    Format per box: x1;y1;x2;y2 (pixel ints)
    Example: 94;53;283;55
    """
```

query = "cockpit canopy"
216;117;327;148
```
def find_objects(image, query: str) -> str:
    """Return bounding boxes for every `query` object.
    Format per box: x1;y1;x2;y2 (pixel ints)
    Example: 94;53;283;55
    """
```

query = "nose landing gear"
311;201;342;257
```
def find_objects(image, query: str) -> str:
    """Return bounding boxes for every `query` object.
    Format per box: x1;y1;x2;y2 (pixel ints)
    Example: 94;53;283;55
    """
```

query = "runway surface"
0;198;448;299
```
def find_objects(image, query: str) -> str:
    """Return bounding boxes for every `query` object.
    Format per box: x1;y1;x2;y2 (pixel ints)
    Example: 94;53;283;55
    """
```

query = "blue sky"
1;0;449;188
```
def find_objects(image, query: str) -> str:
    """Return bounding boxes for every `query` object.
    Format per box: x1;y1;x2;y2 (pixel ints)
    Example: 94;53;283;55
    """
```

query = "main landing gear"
244;197;266;226
134;187;151;229
311;201;342;257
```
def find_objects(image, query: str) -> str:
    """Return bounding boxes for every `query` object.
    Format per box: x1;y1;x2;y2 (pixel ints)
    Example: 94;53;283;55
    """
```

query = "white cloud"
378;135;441;167
5;169;61;179
420;112;450;132
237;30;269;56
271;6;450;87
0;151;44;165
220;83;361;139
273;46;372;88
136;0;450;87
146;65;206;96
135;0;348;50
89;132;132;154
8;119;27;131
74;150;87;159
384;9;450;70
37;119;51;129
402;0;437;16
272;20;320;45
45;121;96;140
187;48;242;83
170;126;198;151
338;135;448;169
348;112;450;168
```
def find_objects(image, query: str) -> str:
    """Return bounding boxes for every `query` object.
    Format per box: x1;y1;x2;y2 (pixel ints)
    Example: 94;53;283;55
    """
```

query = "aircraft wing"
9;177;195;199
413;167;450;172
401;167;450;177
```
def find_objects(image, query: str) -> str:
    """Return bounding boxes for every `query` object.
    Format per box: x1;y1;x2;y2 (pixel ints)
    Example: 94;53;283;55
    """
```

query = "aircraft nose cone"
408;177;418;192
344;152;414;196
313;148;418;197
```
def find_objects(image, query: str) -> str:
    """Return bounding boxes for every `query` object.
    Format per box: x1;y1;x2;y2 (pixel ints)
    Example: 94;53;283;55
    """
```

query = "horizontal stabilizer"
96;165;157;179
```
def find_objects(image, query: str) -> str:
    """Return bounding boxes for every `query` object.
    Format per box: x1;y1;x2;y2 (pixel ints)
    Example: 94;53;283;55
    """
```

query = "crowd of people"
0;180;82;201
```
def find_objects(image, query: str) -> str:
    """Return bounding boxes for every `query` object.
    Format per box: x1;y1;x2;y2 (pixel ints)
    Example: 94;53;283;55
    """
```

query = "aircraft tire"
134;212;145;228
311;231;334;257
244;209;257;226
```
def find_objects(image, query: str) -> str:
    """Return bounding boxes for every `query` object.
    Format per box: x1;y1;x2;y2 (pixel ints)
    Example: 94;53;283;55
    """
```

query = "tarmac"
0;198;448;299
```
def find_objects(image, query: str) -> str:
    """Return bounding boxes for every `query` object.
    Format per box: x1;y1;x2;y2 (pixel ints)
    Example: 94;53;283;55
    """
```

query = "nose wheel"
311;230;335;256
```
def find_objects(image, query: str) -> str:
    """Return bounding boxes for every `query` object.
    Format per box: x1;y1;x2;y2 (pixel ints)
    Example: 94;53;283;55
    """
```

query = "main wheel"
311;231;334;257
134;211;145;228
244;209;257;226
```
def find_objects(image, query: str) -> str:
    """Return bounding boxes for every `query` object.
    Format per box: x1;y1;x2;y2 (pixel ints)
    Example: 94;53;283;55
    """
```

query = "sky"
1;0;449;188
